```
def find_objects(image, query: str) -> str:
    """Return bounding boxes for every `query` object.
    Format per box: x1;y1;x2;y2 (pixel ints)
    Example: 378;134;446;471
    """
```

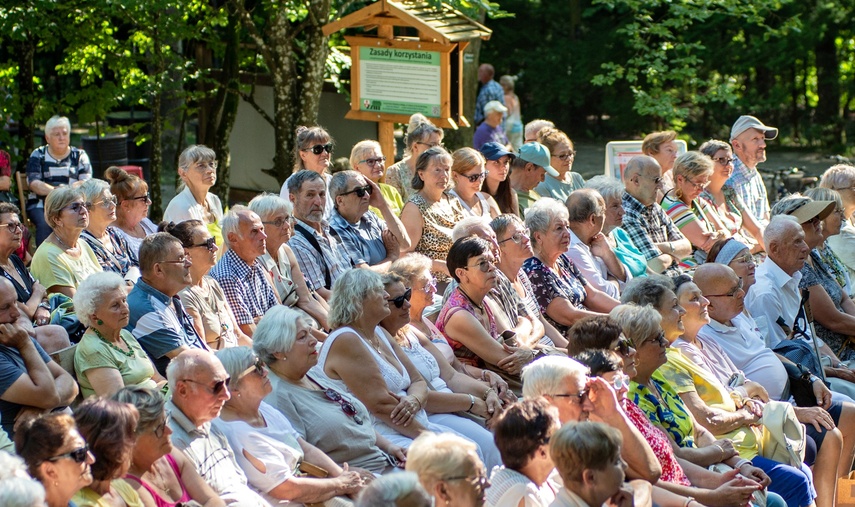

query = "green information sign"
359;46;442;117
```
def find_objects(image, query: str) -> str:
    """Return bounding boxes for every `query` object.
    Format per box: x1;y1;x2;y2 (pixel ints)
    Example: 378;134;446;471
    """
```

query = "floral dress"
522;254;587;336
800;249;854;360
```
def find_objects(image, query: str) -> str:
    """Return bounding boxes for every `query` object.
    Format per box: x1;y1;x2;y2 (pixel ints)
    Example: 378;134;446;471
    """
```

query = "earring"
97;319;104;326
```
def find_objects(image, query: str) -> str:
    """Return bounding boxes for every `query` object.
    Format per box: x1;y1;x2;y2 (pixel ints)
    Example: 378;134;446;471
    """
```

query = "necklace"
53;233;77;252
354;327;384;355
92;328;135;358
458;287;484;312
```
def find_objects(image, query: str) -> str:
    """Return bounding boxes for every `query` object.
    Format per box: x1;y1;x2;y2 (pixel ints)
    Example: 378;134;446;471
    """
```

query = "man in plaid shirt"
620;156;691;277
726;115;778;226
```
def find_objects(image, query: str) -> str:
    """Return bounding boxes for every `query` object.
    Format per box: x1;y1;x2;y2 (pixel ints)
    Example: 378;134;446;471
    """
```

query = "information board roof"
323;0;492;43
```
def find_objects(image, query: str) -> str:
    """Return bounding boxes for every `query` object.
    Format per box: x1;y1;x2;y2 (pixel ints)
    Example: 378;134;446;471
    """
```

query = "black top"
0;254;35;303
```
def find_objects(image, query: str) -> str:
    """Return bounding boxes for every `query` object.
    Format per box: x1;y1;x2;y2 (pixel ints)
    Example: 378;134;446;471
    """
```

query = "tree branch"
238;84;274;126
228;0;277;75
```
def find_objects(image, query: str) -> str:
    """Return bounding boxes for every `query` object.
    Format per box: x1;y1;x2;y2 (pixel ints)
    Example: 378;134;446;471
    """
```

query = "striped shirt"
25;146;92;205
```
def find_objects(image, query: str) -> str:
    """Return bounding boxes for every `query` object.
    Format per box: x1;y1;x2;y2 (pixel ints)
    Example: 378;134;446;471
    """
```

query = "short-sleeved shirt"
374;183;405;217
474;80;505;125
80;227;138;277
623;399;691;486
436;287;499;368
209;250;277;326
74;329;157;398
522;254;587;336
629;375;696;448
113;218;158;260
515;188;541;217
30;241;103;292
408;193;465;283
126;280;207;376
745;258;802;349
288;219;351;291
535;173;586;204
657;347;759;459
72;480;144;507
725;155;770;225
621;192;682;276
179;276;240;349
329;208;388;266
0;254;36;304
212;402;303;501
566;229;627;299
661;192;719;265
0;338;52;436
26;146;92;206
166;401;269;507
473;122;508;150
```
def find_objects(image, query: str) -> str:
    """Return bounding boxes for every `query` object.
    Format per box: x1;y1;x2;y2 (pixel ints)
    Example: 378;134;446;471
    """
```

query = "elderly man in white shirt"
565;189;630;299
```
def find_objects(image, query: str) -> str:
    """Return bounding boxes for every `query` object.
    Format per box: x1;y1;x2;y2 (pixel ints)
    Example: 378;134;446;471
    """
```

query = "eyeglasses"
459;171;487;183
359;157;386;166
238;358;266;381
191;237;217;252
613;337;634;356
324;388;363;425
609;372;630;391
705;277;744;298
128;193;152;204
463;258;495;273
419;277;437;293
416;141;443;149
158;255;190;265
498;229;531;245
835;208;846;218
551;389;588;405
684;177;709;191
47;444;90;464
304;143;333;155
181;377;230;396
713;157;734;166
340;185;373;198
554;151;576;161
731;253;754;265
62;202;88;213
190;161;218;171
387;288;413;309
262;217;292;229
87;196;118;209
641;175;663;185
0;222;24;233
641;331;667;347
150;417;170;438
443;474;489;491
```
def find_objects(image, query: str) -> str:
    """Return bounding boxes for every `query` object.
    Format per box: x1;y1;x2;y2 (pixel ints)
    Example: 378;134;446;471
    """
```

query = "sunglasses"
181;377;230;396
460;171;487;183
238;358;266;380
324;388;363;425
613;337;634;355
0;222;24;233
305;143;333;155
48;444;90;464
191;237;217;252
498;229;531;245
359;157;386;166
128;193;152;203
340;185;373;198
554;151;576;161
713;157;734;166
387;288;413;309
63;202;88;213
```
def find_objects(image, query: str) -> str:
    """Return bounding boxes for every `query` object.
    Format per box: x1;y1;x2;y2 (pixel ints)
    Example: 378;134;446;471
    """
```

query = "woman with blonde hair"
449;148;501;219
350;139;404;216
660;151;729;266
534;128;585;203
163;145;225;248
386;114;444;202
406;432;489;507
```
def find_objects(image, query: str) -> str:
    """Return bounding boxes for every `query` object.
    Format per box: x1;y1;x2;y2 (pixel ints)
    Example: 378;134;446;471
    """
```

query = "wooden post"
377;25;396;177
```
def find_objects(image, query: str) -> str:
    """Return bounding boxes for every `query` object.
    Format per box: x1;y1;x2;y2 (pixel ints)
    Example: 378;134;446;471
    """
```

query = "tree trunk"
16;38;36;173
815;28;842;146
150;28;164;221
208;5;241;204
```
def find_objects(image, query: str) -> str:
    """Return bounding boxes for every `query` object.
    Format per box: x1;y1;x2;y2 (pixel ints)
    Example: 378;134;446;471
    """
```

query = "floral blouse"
800;249;854;360
623;399;691;485
522;254;587;336
436;287;498;367
629;374;696;448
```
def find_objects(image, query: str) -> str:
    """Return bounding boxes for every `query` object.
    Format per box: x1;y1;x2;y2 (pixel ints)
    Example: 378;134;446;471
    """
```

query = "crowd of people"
3;89;855;507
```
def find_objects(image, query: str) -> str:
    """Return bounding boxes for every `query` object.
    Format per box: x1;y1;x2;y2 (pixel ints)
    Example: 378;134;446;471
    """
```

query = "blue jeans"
751;455;815;507
26;205;51;246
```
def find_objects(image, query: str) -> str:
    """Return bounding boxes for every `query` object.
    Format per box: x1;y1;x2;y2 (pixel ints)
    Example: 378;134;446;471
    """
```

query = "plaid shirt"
288;219;351;291
474;80;505;125
209;249;277;325
725;155;769;224
621;192;683;277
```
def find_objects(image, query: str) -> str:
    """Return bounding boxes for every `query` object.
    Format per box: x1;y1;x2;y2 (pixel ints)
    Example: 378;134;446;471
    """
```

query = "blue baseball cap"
479;142;515;161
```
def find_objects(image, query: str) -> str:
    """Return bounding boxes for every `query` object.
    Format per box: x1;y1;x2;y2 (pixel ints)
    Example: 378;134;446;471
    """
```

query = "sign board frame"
604;140;688;181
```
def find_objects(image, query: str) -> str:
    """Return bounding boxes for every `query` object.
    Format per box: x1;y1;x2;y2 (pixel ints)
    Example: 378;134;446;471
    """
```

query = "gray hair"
621;274;674;308
609;304;662;345
178;145;216;170
328;269;385;329
490;213;525;239
0;451;31;481
672;151;713;181
220;205;251;249
764;215;801;251
73;271;126;327
566;189;605;223
0;476;45;507
525;197;568;241
521;356;589;399
252;306;309;364
166;349;213;392
329;170;364;202
44;116;71;137
451;216;491;242
43;186;83;228
585;175;625;202
804;187;842;210
389;253;433;285
349;140;382;170
287;169;324;196
524;119;554;142
356;472;431;507
139;232;183;274
820;164;855;192
248;193;292;220
215;346;257;391
698;139;731;159
113;385;166;435
79;178;110;205
770;193;810;218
